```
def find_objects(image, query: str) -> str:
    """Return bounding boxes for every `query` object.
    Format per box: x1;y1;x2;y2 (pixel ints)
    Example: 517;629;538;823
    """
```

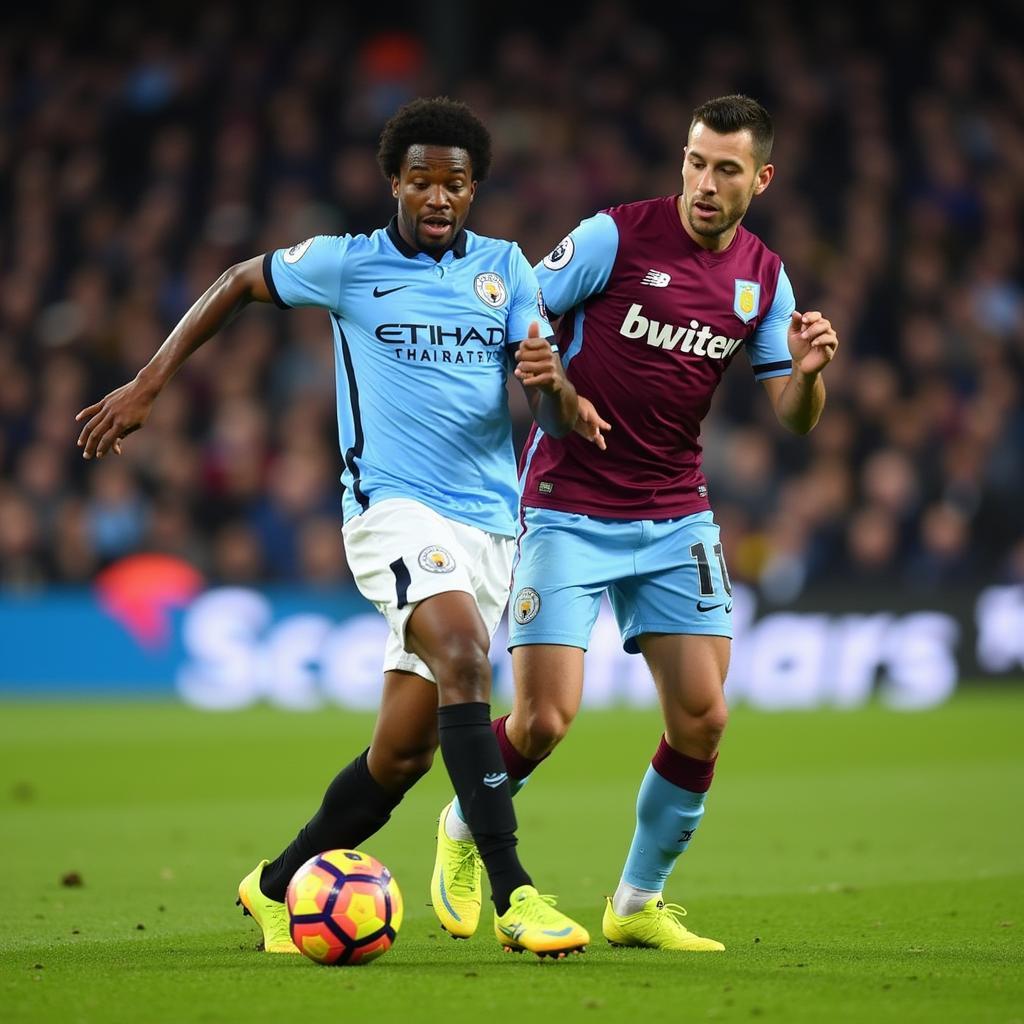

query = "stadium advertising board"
1;556;1022;709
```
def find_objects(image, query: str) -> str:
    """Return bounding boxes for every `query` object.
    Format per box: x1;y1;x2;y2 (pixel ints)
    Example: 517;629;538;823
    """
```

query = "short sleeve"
748;264;795;380
505;246;553;345
263;235;350;311
533;213;620;316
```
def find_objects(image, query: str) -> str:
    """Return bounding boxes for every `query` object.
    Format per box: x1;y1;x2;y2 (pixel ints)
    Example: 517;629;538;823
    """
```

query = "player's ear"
753;162;774;195
391;174;400;199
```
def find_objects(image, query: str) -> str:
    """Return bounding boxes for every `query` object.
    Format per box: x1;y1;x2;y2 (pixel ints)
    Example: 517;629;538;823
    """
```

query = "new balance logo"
620;304;744;358
641;269;671;287
483;772;508;788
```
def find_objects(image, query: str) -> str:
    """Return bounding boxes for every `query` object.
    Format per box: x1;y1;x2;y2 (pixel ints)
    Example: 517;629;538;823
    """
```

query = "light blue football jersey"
265;220;550;537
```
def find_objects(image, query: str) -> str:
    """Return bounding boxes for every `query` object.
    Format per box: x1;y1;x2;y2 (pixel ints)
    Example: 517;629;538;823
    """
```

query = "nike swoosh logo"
696;601;732;613
437;869;461;921
373;285;409;297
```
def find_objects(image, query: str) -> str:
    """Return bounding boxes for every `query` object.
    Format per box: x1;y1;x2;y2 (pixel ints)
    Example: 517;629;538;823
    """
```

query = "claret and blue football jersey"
265;219;550;537
524;196;795;519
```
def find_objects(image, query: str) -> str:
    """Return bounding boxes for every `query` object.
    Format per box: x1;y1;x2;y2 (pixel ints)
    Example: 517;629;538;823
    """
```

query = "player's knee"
371;742;436;792
390;745;436;787
693;701;729;750
430;634;492;704
520;705;573;758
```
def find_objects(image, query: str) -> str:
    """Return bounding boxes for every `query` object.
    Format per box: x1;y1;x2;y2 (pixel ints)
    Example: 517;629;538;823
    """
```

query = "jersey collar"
385;217;467;260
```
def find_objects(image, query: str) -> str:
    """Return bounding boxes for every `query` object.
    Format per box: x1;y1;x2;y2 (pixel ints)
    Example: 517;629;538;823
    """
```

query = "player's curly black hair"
377;97;492;182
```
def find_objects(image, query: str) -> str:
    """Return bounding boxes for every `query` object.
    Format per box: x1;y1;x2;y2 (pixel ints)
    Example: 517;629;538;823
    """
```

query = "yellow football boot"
602;896;725;951
493;884;589;958
430;802;483;938
236;860;300;953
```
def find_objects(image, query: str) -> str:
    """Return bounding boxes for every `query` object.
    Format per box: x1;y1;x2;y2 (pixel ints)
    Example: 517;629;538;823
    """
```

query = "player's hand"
788;311;838;376
75;378;159;459
514;322;565;394
573;396;611;450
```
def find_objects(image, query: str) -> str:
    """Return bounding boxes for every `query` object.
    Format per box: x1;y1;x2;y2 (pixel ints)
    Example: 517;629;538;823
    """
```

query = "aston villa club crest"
474;272;507;308
733;279;760;324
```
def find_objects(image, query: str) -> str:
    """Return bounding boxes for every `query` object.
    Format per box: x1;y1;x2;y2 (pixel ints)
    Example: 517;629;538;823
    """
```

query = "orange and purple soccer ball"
286;849;403;965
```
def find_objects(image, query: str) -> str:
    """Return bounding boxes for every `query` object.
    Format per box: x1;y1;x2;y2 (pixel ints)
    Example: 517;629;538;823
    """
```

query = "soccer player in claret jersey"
432;95;840;951
75;98;591;959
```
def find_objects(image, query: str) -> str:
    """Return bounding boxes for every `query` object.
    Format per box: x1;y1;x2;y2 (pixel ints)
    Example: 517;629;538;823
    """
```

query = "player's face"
681;122;773;248
392;145;477;255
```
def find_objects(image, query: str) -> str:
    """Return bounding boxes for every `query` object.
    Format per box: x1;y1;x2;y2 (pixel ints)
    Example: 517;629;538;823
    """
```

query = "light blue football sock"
452;776;528;824
621;764;707;891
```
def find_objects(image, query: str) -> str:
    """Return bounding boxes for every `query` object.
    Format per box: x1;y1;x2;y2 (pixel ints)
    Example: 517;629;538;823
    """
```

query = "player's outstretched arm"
763;310;839;435
514;321;579;438
76;256;272;459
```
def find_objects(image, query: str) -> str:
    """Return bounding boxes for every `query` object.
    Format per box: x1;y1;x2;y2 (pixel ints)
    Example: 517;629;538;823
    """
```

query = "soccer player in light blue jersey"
76;98;590;959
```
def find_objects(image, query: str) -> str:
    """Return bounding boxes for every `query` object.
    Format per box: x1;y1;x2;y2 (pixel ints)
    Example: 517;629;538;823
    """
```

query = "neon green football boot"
493;884;589;958
236;860;300;953
602;896;725;951
430;802;483;938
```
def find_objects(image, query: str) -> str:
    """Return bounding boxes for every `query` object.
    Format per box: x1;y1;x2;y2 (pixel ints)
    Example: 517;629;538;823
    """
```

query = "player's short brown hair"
690;95;774;167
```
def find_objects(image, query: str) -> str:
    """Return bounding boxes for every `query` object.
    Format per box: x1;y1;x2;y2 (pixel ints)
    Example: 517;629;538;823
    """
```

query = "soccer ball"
286;849;403;965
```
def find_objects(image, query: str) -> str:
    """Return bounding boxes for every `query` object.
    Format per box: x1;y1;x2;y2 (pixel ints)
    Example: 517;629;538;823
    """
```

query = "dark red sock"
651;735;717;793
491;714;548;781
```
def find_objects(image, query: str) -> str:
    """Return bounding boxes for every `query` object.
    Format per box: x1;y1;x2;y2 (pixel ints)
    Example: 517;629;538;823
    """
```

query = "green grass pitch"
2;690;1022;1024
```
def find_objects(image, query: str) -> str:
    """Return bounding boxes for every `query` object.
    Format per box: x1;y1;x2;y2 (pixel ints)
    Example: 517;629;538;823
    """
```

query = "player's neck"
675;195;739;253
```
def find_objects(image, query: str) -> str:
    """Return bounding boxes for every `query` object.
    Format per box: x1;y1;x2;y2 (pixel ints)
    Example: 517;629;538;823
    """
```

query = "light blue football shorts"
508;507;733;653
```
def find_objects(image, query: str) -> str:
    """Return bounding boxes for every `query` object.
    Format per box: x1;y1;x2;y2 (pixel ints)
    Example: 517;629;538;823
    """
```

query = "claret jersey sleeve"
534;213;620;317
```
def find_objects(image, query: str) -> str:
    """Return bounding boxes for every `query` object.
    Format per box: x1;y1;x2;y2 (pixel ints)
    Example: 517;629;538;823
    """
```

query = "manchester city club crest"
418;545;456;573
474;272;507;308
513;587;541;624
733;279;760;324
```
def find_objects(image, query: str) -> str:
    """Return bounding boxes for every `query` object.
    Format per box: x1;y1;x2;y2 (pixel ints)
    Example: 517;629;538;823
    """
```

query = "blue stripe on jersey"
519;303;589;495
561;306;588;368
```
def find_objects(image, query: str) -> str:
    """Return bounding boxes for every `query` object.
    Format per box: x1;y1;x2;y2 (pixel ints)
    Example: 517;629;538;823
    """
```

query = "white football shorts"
342;498;514;683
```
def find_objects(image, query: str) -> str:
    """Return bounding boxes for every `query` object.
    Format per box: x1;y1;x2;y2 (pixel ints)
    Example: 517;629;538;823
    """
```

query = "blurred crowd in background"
1;0;1022;599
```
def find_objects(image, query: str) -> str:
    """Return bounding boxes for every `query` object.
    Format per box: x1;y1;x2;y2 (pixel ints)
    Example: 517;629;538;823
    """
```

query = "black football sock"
437;701;531;914
260;749;404;902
